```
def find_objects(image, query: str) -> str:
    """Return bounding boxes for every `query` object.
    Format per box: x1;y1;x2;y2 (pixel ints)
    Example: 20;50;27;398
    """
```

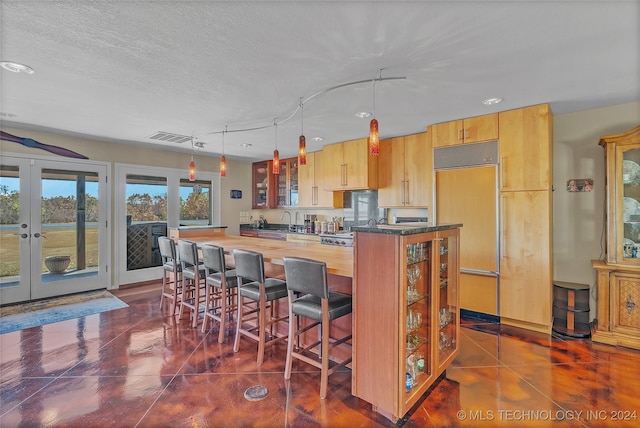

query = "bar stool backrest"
283;257;329;299
178;240;200;279
233;249;266;283
201;244;226;273
158;237;179;272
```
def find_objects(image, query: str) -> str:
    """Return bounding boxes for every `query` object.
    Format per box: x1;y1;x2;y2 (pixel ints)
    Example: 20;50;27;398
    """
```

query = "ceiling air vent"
148;131;192;144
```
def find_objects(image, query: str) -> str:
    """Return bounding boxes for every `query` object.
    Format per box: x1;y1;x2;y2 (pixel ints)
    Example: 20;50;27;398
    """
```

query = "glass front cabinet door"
619;146;640;263
435;228;460;373
403;237;432;399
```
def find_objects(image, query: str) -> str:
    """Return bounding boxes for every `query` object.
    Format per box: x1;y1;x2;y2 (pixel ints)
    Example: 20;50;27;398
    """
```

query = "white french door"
0;154;109;305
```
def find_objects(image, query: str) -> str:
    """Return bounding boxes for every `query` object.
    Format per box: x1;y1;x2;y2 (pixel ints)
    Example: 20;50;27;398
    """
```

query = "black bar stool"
201;244;238;342
233;249;289;366
158;237;182;315
177;240;207;328
282;256;352;399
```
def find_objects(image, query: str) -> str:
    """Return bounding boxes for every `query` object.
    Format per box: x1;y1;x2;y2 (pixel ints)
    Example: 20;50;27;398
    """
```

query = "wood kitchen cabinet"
499;190;552;331
322;137;378;190
592;126;640;350
252;160;275;209
298;151;335;208
497;103;553;333
352;224;460;423
378;132;432;207
431;113;498;148
499;104;552;191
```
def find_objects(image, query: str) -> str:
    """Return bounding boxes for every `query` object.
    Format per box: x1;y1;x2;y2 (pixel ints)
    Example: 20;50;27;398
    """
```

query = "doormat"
0;289;128;334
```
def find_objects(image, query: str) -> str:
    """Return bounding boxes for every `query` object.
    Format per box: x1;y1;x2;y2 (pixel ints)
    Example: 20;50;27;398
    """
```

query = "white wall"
553;101;640;318
1;126;253;287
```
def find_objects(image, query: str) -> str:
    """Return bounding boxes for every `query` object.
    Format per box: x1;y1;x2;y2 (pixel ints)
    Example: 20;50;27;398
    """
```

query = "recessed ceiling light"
0;61;34;74
240;143;252;148
0;112;17;118
482;97;503;106
313;137;324;142
355;112;372;119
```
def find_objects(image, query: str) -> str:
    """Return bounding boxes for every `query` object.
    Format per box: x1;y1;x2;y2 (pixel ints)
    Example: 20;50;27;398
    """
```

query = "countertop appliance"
320;232;353;247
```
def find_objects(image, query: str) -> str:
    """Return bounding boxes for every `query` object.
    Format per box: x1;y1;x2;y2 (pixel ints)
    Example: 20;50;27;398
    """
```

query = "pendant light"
368;75;380;156
272;120;280;174
220;126;227;178
189;138;196;181
298;98;307;165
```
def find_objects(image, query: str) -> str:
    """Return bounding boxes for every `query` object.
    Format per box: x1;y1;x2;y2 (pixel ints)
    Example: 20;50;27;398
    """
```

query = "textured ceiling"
1;1;638;162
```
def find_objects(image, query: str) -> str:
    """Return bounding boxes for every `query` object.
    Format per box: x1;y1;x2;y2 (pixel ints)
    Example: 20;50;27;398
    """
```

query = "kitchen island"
351;222;461;423
184;234;352;278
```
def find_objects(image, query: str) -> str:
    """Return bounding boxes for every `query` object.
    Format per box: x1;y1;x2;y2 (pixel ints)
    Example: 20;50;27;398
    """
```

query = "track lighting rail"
198;74;406;139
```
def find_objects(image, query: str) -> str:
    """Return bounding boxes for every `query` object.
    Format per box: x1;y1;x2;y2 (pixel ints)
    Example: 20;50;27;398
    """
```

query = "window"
116;163;220;284
179;179;211;226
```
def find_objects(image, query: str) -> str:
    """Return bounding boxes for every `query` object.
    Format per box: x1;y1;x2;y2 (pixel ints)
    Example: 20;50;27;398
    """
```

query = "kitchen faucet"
280;210;293;231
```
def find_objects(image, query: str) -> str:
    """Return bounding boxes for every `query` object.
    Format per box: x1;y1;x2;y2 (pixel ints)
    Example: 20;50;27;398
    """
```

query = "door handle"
405;180;410;205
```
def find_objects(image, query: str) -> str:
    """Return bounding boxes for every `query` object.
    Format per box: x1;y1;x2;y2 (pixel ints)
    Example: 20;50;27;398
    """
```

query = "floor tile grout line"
133;325;211;428
500;363;593;427
0;377;58;419
458;328;506;365
0;315;154;420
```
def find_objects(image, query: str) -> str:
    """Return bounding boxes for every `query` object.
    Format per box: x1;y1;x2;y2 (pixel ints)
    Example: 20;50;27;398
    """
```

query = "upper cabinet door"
431;114;498;148
499;104;552;191
464;114;499;144
343;137;377;190
404;132;431;207
298;153;315;208
321;142;343;190
322;138;377;190
378;137;406;207
252;160;274;209
431;120;463;148
378;133;431;208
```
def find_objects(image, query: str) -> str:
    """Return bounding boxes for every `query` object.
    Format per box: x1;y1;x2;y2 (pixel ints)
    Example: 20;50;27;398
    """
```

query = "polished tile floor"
1;284;639;427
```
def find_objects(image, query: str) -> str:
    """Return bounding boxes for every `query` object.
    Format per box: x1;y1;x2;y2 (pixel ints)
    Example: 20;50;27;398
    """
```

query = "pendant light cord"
300;97;304;133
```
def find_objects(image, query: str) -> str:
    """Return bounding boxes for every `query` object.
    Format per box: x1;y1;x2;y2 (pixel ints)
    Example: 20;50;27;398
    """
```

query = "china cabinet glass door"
403;239;431;397
252;161;270;208
436;231;459;370
621;147;640;262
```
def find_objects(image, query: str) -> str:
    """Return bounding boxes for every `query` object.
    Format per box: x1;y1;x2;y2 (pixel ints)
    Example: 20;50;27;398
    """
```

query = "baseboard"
461;309;500;324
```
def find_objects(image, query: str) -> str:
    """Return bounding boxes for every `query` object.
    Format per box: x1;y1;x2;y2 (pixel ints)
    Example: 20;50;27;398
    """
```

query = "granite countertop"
176;225;227;230
351;222;462;235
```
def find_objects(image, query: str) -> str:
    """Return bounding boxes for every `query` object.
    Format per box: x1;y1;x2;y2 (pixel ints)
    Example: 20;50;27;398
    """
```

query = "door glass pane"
623;149;640;259
41;169;100;282
0;165;20;288
126;175;167;271
180;179;211;226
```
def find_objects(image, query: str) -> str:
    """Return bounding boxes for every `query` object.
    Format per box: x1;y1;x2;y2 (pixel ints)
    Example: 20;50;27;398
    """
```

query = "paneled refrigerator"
434;141;500;317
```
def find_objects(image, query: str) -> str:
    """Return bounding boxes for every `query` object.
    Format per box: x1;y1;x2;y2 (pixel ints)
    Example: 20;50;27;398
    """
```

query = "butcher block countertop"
184;235;353;278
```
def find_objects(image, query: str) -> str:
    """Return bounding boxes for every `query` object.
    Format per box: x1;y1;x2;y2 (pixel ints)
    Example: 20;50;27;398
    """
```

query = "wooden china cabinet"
593;125;640;350
352;223;460;423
